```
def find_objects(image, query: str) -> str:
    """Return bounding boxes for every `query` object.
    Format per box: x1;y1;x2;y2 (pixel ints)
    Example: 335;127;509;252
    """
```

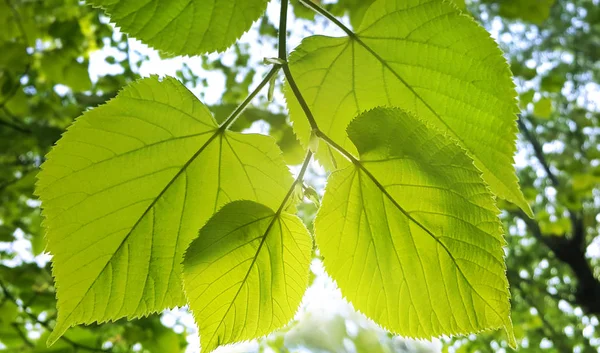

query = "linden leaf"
88;0;269;55
183;200;311;352
285;0;532;216
315;107;516;346
36;76;292;345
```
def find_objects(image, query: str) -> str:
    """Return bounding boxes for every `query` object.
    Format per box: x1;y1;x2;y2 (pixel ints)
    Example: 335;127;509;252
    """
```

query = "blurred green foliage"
1;0;599;352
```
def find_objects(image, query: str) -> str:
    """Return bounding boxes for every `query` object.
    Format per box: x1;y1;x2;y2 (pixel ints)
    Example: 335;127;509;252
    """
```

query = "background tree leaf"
315;107;515;345
183;200;312;353
36;76;292;345
285;0;532;216
482;0;556;24
88;0;269;55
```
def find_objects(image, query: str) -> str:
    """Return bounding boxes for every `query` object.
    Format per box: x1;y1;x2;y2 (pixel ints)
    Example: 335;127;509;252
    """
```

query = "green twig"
278;0;289;60
282;65;319;131
204;150;313;345
219;65;281;130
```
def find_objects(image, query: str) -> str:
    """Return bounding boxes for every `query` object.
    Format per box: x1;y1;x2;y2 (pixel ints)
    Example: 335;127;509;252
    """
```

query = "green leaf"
452;0;467;11
0;225;14;242
533;97;553;119
483;0;555;24
141;320;185;353
285;0;532;216
36;76;293;345
0;300;18;329
40;51;92;93
210;104;306;165
315;107;516;346
88;0;269;56
183;200;311;353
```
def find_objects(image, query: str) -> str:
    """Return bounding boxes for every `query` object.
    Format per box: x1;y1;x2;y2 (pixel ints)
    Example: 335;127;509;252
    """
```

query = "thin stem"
219;65;281;130
282;65;320;131
278;0;289;60
314;129;357;163
282;56;357;162
278;150;313;214
298;0;355;37
284;66;463;267
279;9;357;159
204;150;313;345
518;116;559;187
251;151;313;279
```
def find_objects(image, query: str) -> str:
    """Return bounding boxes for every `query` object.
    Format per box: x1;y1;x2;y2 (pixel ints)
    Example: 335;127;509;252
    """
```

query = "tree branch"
282;66;320;131
515;115;597;313
517;116;559;187
511;207;600;314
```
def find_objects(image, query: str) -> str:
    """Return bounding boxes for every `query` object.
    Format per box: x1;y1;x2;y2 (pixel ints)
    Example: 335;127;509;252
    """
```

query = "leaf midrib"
347;35;468;156
58;127;226;326
204;151;313;347
352;161;506;324
38;130;215;195
204;212;281;347
307;14;514;200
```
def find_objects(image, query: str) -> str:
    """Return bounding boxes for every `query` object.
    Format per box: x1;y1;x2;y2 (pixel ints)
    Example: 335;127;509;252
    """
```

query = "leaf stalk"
278;0;289;60
219;65;281;131
282;64;320;131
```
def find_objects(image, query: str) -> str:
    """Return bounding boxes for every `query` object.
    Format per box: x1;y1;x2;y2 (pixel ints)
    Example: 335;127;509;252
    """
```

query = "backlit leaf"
285;0;532;216
315;107;516;346
36;76;292;344
183;200;311;352
88;0;269;55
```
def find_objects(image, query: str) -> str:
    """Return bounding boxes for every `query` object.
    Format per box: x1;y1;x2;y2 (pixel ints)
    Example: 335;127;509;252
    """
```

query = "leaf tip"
513;196;534;218
522;203;534;218
503;317;518;349
46;322;68;347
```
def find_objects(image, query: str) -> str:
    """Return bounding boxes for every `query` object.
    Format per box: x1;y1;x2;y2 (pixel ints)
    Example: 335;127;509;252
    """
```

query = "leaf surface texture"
36;76;292;344
315;107;516;345
285;0;531;215
183;201;311;352
88;0;269;55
